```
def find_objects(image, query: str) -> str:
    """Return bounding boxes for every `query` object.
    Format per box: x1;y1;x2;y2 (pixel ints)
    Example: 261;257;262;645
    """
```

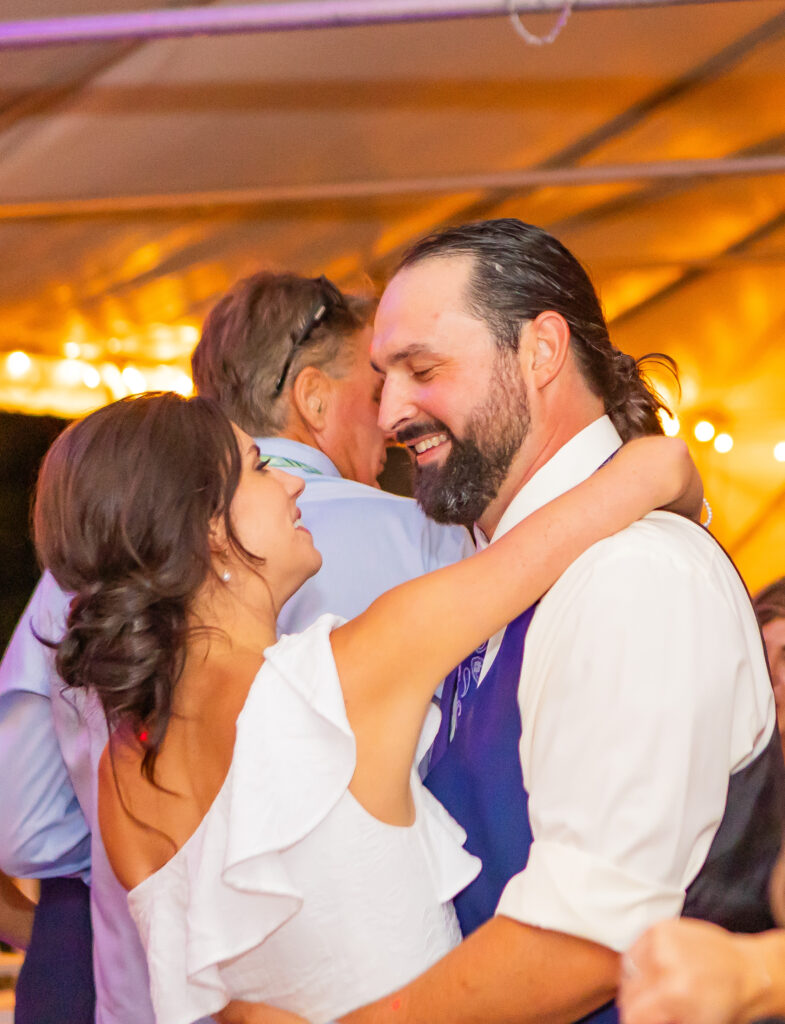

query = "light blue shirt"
0;438;471;1024
260;438;473;634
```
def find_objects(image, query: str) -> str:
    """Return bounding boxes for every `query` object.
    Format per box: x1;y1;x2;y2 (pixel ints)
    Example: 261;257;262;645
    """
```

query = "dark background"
1;413;67;655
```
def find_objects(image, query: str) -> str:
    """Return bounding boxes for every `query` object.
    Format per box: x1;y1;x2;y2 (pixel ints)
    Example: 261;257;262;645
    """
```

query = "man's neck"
477;400;607;540
280;421;317;449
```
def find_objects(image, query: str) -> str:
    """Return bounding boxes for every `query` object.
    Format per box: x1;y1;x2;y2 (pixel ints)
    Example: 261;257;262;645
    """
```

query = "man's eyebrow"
371;343;438;373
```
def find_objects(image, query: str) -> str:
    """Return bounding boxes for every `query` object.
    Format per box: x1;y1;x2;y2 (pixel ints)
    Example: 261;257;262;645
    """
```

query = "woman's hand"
618;919;777;1024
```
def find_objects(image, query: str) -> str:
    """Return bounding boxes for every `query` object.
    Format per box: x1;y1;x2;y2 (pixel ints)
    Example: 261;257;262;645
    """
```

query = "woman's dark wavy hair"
398;218;674;441
33;391;256;783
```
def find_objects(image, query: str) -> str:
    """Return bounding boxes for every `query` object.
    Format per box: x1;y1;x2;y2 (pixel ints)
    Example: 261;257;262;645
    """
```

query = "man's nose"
377;378;415;436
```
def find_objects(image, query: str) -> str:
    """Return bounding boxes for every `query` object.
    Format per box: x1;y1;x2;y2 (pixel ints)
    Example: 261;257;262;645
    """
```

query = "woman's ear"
519;310;572;389
208;514;228;555
292;366;329;432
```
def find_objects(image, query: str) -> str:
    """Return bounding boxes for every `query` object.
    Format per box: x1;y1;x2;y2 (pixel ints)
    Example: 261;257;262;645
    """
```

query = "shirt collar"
252;436;342;479
476;415;623;549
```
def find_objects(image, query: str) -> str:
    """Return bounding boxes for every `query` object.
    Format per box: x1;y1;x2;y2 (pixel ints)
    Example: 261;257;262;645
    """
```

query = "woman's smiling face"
226;424;322;608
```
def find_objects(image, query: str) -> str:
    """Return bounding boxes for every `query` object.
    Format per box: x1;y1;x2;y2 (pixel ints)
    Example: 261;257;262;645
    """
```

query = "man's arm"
215;919;617;1024
342;917;618;1024
0;575;91;878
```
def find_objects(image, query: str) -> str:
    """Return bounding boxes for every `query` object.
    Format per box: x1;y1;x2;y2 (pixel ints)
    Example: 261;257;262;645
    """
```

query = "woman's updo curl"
34;392;247;781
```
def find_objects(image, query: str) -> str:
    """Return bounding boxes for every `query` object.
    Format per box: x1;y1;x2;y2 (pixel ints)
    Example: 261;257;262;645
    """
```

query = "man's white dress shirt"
477;416;776;951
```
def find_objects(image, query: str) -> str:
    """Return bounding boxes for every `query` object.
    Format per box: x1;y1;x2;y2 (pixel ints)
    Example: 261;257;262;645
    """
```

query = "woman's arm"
619;918;785;1024
334;436;696;721
0;870;35;950
662;447;703;522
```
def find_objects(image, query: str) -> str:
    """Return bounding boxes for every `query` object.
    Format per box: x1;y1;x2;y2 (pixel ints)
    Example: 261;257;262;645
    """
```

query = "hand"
618;919;770;1024
215;1001;310;1024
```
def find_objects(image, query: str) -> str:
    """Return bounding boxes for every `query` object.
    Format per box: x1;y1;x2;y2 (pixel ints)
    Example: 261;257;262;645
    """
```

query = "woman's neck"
191;573;278;654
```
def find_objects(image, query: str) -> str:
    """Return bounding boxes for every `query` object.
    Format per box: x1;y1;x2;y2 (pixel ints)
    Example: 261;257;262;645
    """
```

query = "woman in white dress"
33;392;701;1024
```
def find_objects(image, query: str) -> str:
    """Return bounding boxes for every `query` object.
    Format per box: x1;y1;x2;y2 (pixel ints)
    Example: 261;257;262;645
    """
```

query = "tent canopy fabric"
1;0;785;588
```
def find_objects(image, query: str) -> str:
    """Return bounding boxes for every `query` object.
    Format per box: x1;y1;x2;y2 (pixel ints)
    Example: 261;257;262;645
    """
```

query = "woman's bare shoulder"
97;738;180;891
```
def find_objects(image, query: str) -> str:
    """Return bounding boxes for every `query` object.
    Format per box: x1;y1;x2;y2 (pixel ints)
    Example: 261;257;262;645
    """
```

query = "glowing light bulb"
6;350;32;378
774;442;785;463
694;420;715;443
714;433;733;454
64;342;81;359
658;410;680;437
55;359;84;387
171;371;193;397
82;365;101;389
121;366;146;395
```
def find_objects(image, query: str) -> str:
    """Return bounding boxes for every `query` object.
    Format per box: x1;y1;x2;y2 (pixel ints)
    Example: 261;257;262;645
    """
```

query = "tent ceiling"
1;0;785;588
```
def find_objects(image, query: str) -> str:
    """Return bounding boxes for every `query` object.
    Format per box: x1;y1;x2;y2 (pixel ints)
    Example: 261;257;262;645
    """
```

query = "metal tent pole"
3;153;785;220
0;0;769;49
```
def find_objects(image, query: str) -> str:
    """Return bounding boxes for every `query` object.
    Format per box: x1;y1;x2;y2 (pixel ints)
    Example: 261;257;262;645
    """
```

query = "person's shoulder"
304;475;415;508
303;478;466;536
548;511;742;613
578;510;720;572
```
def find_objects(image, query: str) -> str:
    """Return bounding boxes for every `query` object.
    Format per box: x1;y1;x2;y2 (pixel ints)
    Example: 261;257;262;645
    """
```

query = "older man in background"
0;271;470;1024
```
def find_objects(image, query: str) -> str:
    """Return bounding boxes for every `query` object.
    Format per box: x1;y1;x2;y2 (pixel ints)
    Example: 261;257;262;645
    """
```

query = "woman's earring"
221;567;232;583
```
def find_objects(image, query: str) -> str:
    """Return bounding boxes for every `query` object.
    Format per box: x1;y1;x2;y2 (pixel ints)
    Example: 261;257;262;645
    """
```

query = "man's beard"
405;356;530;529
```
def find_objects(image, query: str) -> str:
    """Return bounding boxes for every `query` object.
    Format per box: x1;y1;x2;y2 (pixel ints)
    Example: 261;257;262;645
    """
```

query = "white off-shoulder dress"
127;615;481;1024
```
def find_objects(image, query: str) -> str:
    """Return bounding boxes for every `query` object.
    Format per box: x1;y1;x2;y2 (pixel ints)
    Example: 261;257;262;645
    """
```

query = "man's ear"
520;311;571;389
291;366;329;432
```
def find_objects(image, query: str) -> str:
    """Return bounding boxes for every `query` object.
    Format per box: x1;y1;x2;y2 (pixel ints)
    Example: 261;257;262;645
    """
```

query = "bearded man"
330;219;782;1024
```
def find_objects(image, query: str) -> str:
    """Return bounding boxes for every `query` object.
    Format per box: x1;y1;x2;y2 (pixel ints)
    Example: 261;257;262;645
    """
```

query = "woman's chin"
284;552;324;606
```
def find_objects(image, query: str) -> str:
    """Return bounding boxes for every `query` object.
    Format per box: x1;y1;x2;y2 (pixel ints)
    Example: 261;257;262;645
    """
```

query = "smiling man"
336;218;785;1024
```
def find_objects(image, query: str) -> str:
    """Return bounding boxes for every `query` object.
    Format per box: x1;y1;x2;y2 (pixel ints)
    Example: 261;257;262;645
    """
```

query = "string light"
0;345;196;418
82;365;101;389
121;366;147;394
694;420;715;443
658;410;680;437
5;351;32;379
714;433;734;454
774;442;785;463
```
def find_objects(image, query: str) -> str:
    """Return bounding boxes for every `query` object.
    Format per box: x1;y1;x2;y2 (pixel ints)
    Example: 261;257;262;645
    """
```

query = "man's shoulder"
304;474;412;505
302;477;455;530
573;510;721;574
541;510;745;621
298;478;472;565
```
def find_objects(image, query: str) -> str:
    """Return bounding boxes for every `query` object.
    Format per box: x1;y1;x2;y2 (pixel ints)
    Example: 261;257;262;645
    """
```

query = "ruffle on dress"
128;614;480;1024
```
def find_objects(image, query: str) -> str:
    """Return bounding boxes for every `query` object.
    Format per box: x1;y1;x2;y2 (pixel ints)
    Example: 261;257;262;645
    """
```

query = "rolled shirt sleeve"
0;573;91;880
496;513;775;952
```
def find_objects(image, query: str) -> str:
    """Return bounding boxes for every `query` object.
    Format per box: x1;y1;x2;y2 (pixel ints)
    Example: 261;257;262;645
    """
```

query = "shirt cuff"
496;840;685;952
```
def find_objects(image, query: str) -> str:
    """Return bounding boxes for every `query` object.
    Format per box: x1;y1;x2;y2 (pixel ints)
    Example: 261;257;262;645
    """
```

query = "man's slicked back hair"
398;218;670;442
192;271;374;437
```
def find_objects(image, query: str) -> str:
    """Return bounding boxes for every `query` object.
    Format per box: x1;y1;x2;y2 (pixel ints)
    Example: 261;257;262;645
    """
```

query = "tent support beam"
3;152;785;220
0;0;769;49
